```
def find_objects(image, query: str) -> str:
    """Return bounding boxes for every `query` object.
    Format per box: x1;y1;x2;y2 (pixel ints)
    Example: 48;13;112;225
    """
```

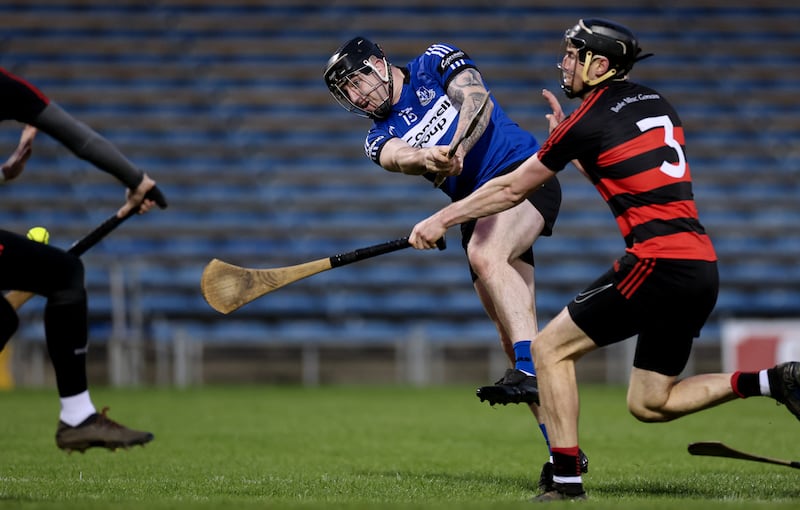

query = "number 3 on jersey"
636;115;686;178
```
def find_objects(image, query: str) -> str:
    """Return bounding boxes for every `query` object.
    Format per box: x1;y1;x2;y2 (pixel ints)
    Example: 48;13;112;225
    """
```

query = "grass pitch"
0;384;798;509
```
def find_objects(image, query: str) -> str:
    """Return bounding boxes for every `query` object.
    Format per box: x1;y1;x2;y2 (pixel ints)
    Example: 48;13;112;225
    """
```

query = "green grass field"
1;384;798;509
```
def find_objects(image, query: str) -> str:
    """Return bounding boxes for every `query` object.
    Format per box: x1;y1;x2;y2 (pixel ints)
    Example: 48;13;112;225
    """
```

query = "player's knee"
531;336;559;366
466;250;495;280
47;253;85;296
626;395;674;423
628;403;665;422
63;253;85;289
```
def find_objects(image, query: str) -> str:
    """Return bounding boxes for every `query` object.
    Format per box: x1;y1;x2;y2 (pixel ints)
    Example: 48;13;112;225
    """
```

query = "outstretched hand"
1;125;37;183
542;89;565;133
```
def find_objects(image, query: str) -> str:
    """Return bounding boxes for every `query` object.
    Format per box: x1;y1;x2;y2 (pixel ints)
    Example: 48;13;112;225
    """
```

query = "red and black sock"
552;446;582;477
731;371;760;398
551;446;585;496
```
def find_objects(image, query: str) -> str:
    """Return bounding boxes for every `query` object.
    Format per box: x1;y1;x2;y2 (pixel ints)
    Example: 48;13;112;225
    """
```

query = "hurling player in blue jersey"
325;36;587;488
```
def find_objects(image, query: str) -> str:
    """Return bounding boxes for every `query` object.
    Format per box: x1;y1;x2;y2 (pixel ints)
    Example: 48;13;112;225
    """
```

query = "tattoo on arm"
461;108;490;154
447;69;483;107
446;69;491;155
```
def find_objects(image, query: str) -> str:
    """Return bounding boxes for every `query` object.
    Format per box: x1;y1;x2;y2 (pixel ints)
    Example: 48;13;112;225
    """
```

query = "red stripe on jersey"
597;127;685;167
0;68;49;104
615;200;700;238
628;231;717;261
597;165;693;202
618;258;654;298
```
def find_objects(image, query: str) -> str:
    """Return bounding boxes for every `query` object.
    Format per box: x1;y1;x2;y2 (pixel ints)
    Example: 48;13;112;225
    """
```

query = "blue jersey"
364;43;540;201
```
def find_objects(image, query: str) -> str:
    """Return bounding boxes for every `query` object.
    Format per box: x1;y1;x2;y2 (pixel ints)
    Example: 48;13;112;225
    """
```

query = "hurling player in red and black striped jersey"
409;18;800;501
0;68;164;452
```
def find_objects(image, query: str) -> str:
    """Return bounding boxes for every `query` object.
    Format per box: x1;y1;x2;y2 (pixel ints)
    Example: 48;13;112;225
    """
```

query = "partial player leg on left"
0;230;153;452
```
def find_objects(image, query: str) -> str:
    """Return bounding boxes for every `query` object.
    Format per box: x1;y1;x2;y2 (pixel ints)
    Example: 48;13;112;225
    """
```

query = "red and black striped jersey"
0;68;49;123
538;81;716;262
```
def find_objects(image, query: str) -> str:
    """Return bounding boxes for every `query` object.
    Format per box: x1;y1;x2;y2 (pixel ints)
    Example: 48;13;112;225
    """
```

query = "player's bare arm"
409;155;556;249
378;136;456;176
1;125;37;183
446;69;494;159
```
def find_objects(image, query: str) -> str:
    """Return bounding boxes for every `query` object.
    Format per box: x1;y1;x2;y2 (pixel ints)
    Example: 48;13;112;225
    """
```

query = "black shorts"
0;229;84;294
567;253;719;376
461;174;561;281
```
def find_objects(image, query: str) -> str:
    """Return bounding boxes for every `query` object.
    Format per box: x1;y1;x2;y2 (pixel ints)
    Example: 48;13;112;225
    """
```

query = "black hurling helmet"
561;18;652;97
324;36;394;120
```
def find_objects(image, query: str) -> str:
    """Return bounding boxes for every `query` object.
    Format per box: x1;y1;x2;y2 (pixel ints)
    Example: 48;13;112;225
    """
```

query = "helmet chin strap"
581;51;618;87
560;51;618;99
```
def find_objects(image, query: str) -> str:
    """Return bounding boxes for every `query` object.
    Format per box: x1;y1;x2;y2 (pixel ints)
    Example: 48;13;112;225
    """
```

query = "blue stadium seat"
3;1;798;351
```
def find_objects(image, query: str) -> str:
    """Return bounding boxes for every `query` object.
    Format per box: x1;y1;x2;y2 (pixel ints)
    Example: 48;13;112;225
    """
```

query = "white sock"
759;370;771;396
59;390;96;426
553;475;582;484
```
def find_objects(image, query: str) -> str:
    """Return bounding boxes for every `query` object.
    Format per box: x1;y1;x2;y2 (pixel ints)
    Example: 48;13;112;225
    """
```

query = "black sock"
552;448;581;477
732;372;760;398
45;288;89;397
767;366;781;397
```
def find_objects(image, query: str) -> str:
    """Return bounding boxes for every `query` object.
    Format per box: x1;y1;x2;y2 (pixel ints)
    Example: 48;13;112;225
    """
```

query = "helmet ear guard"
580;51;618;87
564;18;653;91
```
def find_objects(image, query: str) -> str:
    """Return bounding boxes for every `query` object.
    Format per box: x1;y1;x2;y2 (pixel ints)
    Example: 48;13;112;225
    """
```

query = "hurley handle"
329;236;446;268
68;185;167;256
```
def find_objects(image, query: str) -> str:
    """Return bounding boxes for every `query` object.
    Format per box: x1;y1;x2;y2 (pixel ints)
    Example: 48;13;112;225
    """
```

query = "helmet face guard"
324;36;394;120
559;18;650;98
